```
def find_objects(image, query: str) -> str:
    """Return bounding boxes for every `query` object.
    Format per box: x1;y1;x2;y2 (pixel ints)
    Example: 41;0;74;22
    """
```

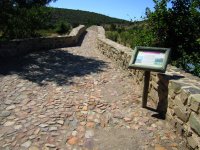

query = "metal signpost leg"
142;71;150;108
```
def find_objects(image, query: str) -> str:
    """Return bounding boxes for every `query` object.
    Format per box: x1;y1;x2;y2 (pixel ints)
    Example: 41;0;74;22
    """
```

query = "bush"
56;21;71;35
106;31;119;42
105;23;154;49
172;52;200;77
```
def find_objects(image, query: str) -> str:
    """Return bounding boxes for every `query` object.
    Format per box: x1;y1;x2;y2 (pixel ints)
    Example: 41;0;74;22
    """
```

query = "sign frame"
128;46;171;73
128;46;171;109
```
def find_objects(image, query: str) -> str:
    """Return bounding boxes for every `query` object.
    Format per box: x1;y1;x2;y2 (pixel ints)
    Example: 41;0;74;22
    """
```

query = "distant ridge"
50;7;129;26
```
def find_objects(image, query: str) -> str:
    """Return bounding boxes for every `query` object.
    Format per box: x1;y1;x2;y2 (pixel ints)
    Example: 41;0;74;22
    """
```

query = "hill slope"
50;7;129;26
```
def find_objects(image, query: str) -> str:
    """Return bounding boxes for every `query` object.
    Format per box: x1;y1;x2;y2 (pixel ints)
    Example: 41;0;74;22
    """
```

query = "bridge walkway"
0;26;187;150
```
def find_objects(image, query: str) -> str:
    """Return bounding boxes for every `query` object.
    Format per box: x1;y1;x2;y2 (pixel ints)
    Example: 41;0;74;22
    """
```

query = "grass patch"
36;29;59;37
0;28;72;41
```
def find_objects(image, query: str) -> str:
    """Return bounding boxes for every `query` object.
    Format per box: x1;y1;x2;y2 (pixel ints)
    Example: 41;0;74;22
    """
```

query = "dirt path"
0;26;187;150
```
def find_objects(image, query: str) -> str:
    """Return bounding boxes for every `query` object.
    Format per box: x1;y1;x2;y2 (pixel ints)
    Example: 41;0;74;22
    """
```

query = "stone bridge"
0;26;199;150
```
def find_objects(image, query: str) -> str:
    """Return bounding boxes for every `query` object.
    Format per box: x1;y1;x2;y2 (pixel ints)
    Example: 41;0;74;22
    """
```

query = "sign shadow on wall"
151;74;185;119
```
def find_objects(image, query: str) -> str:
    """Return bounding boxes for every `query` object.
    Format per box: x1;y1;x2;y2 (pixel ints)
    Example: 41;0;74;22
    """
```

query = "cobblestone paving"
0;27;187;150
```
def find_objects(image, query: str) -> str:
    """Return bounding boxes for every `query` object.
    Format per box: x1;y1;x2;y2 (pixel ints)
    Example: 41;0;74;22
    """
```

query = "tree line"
0;0;128;40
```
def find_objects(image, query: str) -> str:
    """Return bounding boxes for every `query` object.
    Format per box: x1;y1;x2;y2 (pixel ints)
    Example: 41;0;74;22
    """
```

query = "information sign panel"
129;46;171;72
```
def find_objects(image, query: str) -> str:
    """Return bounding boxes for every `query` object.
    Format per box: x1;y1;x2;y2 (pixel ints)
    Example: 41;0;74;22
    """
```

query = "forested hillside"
0;5;129;40
49;8;129;27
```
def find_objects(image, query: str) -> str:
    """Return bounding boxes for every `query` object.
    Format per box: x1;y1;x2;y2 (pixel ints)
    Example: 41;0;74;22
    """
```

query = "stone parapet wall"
0;25;86;58
97;26;200;149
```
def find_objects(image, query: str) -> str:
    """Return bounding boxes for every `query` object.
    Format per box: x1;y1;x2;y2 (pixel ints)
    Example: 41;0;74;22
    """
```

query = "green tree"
0;0;57;40
147;0;200;76
147;0;170;46
148;0;200;53
168;0;200;58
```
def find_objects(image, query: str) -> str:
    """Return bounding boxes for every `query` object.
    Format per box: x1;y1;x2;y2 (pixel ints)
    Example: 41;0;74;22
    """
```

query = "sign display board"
129;46;171;72
128;46;171;108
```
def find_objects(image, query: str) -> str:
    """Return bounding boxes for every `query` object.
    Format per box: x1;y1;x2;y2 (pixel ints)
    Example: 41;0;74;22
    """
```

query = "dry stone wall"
0;25;86;58
97;26;200;149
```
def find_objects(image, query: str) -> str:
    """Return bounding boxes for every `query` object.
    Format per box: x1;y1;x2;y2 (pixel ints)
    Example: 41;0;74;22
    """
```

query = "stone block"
151;81;158;89
174;106;190;122
169;92;176;100
170;109;175;116
189;112;200;136
149;88;159;102
169;118;177;127
187;135;198;149
182;125;190;137
168;97;174;108
166;109;173;120
188;94;200;112
169;81;190;94
174;97;186;111
183;87;200;95
178;89;190;104
176;118;184;135
151;75;158;82
138;71;143;81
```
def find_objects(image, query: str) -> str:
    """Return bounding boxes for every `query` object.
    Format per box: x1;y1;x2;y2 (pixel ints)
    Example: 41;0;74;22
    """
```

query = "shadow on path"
0;49;107;86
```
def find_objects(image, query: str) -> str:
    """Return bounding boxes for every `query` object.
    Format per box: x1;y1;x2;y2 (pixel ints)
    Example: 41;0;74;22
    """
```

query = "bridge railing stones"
0;25;86;58
97;26;200;150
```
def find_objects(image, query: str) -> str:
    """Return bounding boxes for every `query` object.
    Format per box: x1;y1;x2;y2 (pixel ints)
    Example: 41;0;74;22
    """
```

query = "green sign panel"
129;46;171;72
129;46;171;109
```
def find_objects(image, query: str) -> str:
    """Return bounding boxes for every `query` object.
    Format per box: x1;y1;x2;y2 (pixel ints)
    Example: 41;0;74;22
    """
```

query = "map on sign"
135;51;165;68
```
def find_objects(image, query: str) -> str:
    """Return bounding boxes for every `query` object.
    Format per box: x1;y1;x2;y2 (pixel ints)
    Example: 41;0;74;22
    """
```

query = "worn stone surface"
29;146;39;150
67;137;79;145
174;97;185;109
188;94;200;112
0;26;188;150
183;87;200;95
4;121;15;126
174;107;190;122
187;136;198;149
0;111;11;117
21;140;32;148
189;112;200;136
169;81;190;94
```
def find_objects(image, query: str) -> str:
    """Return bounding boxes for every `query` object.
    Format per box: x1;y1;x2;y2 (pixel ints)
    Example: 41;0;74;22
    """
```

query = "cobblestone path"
0;27;187;150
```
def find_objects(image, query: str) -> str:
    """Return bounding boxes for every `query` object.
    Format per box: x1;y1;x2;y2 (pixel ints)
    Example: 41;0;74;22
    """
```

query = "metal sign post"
129;46;171;108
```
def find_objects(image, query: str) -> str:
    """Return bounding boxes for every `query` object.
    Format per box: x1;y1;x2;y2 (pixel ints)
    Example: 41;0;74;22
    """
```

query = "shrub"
56;21;71;35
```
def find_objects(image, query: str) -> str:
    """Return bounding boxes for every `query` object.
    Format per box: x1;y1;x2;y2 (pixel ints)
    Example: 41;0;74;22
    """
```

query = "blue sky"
49;0;156;21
